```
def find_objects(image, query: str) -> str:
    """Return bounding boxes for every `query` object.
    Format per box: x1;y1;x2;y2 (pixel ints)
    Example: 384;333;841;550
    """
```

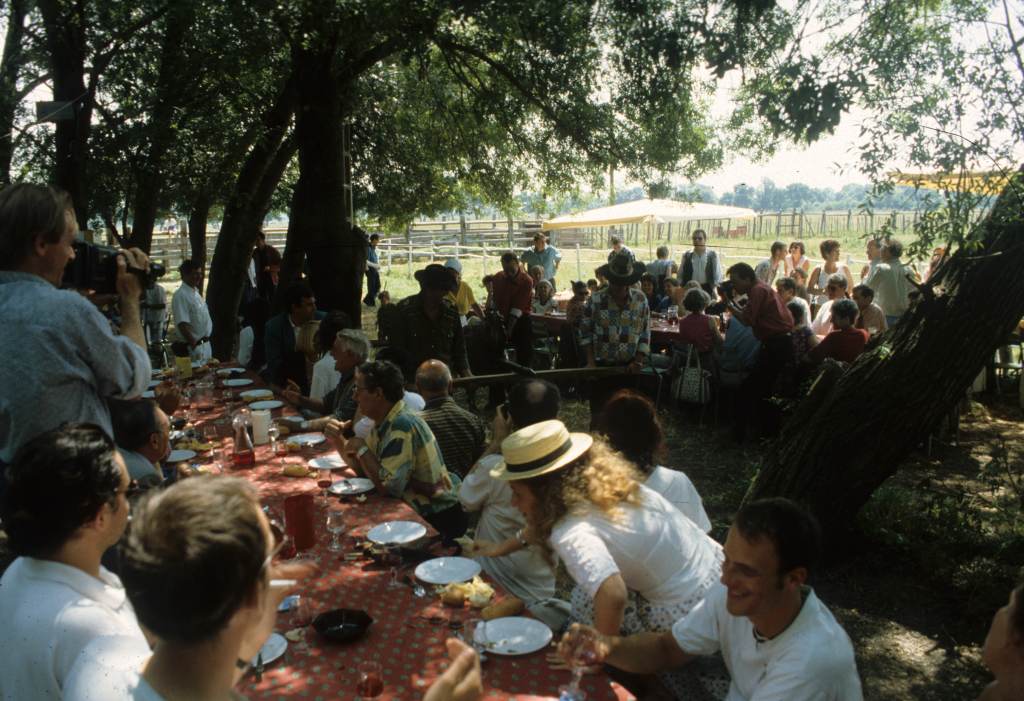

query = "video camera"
62;240;166;294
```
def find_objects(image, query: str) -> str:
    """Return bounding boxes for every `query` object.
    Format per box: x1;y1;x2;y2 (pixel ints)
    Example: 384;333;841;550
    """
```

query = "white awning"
541;198;757;231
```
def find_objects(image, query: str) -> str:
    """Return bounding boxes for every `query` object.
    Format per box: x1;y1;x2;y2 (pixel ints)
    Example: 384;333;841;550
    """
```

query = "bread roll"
481;596;524;620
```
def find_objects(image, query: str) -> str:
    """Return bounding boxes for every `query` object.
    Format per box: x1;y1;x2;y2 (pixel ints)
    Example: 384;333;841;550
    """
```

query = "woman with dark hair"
784;241;810;275
640;273;661;311
978;577;1024;700
485;420;722;696
596;390;711;532
808;239;853;303
675;288;723;353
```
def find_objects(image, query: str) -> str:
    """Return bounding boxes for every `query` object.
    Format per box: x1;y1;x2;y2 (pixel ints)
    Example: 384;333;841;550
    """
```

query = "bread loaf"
481;596;524;620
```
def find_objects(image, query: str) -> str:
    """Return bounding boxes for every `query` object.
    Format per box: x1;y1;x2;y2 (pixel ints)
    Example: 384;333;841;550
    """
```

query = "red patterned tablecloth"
184;370;632;701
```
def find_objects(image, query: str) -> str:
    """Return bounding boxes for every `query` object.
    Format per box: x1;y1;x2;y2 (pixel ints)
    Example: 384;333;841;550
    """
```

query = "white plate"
279;415;306;426
473;617;552;656
141;390;155;398
216;368;246;376
166;449;196;463
252;632;287;666
308;455;346;470
191;360;204;369
147;379;161;389
415;557;481;585
249;400;284;411
223;378;254;387
289;432;326;446
329;477;375;496
240;389;273;400
367;520;427;545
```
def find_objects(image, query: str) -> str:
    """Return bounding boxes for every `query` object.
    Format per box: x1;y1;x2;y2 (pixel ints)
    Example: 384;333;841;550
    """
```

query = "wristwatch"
356;445;370;458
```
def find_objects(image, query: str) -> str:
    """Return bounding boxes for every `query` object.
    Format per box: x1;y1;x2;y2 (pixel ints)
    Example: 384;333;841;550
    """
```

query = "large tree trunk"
746;170;1024;543
128;1;197;253
39;0;91;229
188;194;211;293
206;74;296;360
0;0;29;186
283;42;362;326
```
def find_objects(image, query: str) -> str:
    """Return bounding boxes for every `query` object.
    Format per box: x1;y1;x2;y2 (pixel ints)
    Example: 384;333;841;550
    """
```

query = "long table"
531;312;684;346
183;369;632;701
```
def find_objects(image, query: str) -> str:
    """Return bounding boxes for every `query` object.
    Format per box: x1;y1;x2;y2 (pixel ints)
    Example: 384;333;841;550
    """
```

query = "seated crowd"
5;183;1012;701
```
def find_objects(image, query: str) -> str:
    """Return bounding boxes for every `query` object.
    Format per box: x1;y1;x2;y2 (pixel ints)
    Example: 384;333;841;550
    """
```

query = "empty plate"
329;477;374;496
216;368;245;376
223;378;254;387
252;632;287;666
414;557;481;585
240;389;273;401
367;521;426;545
473;617;552;656
289;432;326;446
141;390;155;398
249;400;284;411
147;379;161;389
166;449;196;463
308;455;346;470
279;415;306;426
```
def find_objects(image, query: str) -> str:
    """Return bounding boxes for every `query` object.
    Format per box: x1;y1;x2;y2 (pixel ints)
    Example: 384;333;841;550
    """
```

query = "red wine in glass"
356;674;383;698
317;478;332;492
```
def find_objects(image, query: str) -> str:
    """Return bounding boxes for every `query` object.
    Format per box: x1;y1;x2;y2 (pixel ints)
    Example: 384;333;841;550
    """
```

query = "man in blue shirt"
521;232;561;285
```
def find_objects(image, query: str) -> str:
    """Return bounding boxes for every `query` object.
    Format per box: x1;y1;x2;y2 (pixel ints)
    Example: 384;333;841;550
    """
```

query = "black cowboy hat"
414;263;458;292
596;251;645;286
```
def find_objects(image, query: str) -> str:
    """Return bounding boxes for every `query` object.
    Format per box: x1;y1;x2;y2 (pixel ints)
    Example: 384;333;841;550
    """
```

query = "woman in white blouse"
595;390;712;533
488;420;722;640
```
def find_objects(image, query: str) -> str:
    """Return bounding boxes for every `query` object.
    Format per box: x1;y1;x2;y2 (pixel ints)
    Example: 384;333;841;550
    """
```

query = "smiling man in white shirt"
0;423;147;700
559;498;863;701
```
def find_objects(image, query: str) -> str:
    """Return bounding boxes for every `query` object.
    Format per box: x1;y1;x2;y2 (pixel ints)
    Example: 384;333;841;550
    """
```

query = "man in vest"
678;229;723;295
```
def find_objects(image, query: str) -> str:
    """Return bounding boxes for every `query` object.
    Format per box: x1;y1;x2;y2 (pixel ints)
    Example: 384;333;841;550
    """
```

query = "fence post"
407;241;413;276
775;211;782;236
405;222;412;243
459;213;467;247
455;241;460;265
575;242;582;280
666;221;673;243
846;209;852;232
386;243;392;273
507;215;514;249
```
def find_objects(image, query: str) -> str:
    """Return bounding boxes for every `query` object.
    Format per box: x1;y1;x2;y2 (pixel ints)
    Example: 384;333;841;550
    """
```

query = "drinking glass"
559;628;600;701
291;595;314;627
356;660;384;700
382;547;403;589
667;306;679;325
267;424;280;460
326;508;347;552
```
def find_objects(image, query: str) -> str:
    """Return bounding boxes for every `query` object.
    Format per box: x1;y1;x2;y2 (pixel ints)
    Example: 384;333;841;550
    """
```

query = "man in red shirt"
491;251;534;367
728;263;795;441
808;299;869;364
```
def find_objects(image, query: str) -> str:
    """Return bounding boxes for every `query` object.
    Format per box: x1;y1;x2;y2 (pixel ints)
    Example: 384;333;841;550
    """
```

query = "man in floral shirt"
580;252;651;425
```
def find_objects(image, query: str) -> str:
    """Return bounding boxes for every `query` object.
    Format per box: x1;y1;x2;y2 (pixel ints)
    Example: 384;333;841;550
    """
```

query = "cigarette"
270;579;298;588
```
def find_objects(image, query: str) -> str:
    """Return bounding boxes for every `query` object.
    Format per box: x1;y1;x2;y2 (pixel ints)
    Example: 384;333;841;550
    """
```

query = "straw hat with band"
490;419;593;481
596;251;645;286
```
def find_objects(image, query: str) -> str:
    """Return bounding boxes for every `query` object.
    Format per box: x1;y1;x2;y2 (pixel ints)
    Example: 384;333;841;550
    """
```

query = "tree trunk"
39;0;91;229
283;43;363;327
0;0;29;186
746;169;1024;543
206;74;296;360
127;1;197;253
188;195;211;293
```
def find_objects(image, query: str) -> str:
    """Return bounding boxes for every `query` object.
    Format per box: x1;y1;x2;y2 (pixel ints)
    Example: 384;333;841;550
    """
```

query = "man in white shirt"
754;241;788;286
0;423;147;700
678;229;723;295
463;379;569;630
170;259;212;362
864;239;915;327
559;498;863;701
63;476;317;701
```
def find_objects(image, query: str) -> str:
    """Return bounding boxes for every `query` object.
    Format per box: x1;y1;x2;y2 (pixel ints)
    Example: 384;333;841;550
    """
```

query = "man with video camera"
0;184;152;476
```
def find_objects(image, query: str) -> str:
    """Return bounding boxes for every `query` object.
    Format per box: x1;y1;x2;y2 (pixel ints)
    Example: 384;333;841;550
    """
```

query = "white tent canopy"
541;198;757;231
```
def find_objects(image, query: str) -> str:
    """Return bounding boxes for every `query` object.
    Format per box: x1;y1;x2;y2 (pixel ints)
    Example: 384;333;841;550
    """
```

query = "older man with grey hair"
416;359;486;478
285;328;370;427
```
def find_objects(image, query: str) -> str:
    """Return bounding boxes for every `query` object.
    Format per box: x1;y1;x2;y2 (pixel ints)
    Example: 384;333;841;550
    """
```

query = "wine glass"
291;595;314;627
560;628;600;701
382;547;403;589
356;660;384;700
316;472;333;509
667;305;679;326
326;507;347;552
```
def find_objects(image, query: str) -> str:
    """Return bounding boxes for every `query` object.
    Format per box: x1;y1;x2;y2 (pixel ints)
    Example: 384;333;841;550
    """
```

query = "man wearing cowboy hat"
388;264;471;380
521;232;561;285
580;251;651;424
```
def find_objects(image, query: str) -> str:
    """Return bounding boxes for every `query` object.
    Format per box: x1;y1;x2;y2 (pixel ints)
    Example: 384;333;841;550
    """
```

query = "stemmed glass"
560;628;600;701
383;547;403;589
326;507;347;552
356;660;384;700
267;424;280;461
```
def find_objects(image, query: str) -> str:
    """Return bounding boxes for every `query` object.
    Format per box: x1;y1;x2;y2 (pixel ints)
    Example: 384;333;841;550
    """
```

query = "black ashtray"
312;608;373;643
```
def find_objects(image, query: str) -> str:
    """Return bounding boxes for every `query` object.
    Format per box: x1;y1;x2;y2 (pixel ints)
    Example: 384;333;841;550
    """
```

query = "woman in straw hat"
488;420;722;640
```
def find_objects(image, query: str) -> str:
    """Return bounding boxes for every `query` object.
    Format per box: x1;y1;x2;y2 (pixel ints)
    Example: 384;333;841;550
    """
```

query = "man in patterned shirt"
580;252;651;425
337;360;467;543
